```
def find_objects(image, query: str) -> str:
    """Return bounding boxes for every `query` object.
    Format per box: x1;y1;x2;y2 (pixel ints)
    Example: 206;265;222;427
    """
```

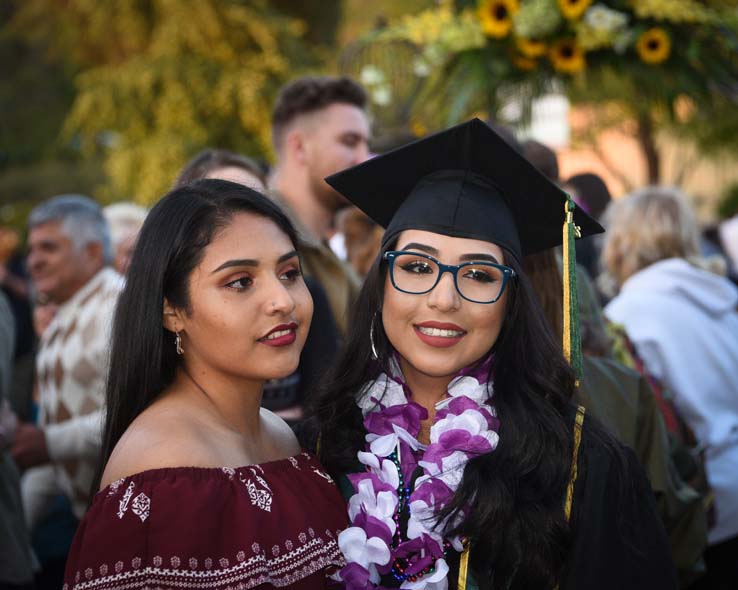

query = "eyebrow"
401;242;439;256
211;250;298;274
459;253;500;264
401;243;500;264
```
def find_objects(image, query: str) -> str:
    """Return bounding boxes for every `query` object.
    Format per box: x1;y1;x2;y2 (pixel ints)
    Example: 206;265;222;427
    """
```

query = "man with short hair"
13;195;123;527
269;76;370;336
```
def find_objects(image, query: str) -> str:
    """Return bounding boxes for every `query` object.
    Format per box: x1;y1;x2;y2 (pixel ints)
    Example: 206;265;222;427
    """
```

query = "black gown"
560;417;677;589
328;407;678;590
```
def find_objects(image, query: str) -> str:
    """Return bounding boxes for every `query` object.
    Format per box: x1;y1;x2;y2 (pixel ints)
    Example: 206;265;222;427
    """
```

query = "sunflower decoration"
635;27;672;64
549;38;586;73
557;0;592;20
516;36;547;58
478;0;520;39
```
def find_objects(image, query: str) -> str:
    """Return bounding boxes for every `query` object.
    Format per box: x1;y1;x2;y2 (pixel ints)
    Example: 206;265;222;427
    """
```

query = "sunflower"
557;0;592;20
478;0;520;38
549;39;586;73
635;27;671;64
516;37;547;58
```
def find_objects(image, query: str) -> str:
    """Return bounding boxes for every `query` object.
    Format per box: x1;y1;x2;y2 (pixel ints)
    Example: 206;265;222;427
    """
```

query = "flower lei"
338;356;500;590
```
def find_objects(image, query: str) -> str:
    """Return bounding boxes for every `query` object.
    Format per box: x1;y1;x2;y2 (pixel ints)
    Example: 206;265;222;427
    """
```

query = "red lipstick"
258;323;298;347
413;321;466;348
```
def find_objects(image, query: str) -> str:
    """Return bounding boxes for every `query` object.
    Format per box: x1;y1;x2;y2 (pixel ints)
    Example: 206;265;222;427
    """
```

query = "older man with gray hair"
12;195;123;528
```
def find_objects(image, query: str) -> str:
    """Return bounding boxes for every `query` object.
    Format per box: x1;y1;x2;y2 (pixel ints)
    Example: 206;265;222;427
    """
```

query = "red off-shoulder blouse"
63;452;348;590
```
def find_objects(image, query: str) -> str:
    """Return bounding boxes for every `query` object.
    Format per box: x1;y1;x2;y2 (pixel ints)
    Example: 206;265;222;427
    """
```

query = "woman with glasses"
305;120;676;590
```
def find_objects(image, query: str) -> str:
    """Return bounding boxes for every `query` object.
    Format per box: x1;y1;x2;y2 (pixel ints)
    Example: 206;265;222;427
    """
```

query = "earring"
369;314;379;360
175;331;184;355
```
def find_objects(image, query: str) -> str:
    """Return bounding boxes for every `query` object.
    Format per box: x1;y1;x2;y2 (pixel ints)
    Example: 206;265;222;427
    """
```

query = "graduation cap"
326;117;602;262
325;117;602;379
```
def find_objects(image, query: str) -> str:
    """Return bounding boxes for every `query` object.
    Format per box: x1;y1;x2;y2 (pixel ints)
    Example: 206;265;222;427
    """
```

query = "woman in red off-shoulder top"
64;180;347;590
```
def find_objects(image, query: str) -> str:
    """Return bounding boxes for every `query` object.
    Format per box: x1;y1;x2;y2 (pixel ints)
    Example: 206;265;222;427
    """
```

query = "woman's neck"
398;357;454;432
175;361;264;439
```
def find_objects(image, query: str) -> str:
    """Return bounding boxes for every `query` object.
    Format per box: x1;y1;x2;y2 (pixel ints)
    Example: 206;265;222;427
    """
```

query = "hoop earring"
370;314;380;360
175;331;184;356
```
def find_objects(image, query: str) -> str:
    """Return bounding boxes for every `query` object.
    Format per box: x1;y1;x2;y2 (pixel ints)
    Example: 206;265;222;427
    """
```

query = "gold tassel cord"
562;202;572;365
458;541;470;590
562;195;583;380
564;405;586;522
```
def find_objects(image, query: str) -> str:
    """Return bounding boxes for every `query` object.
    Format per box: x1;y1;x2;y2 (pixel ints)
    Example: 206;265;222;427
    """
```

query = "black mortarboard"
325;118;603;263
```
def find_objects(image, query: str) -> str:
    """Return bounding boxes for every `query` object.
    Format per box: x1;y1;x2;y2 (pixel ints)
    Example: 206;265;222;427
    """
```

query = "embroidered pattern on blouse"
117;482;135;519
131;493;150;522
287;456;300;470
240;466;273;512
107;478;125;497
311;467;334;483
64;530;346;590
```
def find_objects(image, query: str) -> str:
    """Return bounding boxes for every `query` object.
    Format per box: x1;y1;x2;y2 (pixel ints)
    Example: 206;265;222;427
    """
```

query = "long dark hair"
307;239;580;589
94;179;299;492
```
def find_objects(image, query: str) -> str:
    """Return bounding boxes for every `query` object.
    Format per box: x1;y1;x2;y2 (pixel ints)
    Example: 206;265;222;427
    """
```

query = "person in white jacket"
602;186;738;590
12;195;123;529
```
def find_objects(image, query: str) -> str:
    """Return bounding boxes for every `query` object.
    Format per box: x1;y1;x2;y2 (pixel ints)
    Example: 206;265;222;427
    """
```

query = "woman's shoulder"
100;402;223;489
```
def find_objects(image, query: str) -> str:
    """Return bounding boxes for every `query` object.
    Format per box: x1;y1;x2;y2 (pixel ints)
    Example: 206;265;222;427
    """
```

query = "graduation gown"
333;407;677;590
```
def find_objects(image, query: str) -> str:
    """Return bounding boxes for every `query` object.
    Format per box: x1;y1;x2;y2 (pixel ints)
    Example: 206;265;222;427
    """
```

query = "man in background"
269;76;370;337
13;195;123;531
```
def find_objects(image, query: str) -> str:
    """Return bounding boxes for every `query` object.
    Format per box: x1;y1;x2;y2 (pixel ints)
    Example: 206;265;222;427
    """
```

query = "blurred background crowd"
1;1;738;589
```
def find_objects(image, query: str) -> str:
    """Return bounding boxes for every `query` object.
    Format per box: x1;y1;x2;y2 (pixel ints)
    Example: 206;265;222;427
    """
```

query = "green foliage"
6;0;327;205
719;183;738;219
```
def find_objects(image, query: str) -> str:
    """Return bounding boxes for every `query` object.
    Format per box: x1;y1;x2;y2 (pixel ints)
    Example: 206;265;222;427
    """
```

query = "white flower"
367;424;421;458
412;57;431;77
358;374;406;415
431;407;490;443
406;498;441;541
584;4;628;32
360;65;386;86
371;86;392;106
446;375;490;404
401;558;449;589
339;527;391;569
613;29;635;54
348;478;398;526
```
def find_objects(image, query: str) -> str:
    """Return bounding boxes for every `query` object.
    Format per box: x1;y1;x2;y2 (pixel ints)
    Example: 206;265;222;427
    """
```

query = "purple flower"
423;430;493;469
353;511;394;545
411;477;454;508
341;562;372;590
458;354;493;381
392;535;444;576
348;471;396;495
364;402;426;437
436;397;480;421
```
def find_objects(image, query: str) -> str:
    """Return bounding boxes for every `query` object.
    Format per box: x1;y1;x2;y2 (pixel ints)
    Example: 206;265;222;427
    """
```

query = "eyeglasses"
383;251;516;304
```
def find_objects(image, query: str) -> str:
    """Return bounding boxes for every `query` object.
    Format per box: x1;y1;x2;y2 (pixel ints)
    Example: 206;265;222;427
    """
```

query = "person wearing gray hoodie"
602;186;738;590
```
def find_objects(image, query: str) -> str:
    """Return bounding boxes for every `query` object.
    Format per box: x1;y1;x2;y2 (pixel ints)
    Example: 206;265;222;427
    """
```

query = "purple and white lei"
338;356;500;590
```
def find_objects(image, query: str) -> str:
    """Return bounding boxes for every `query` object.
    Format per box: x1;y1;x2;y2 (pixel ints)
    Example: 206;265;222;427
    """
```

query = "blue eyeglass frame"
383;250;516;304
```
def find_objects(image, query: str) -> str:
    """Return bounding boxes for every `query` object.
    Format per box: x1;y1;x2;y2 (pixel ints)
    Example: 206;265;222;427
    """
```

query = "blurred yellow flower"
478;0;519;38
549;39;586;73
512;55;539;70
516;37;547;58
636;27;671;64
557;0;592;20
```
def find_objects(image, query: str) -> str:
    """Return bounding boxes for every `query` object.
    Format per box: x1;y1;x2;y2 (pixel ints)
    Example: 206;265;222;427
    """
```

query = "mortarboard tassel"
562;195;583;381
